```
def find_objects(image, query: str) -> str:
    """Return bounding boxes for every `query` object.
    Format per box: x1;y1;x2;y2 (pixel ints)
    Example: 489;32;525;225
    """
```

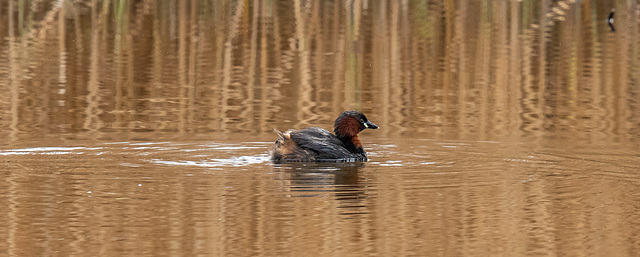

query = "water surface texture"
1;1;640;256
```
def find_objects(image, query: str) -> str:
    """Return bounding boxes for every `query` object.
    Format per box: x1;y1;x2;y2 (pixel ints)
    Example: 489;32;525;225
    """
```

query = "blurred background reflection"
1;1;639;256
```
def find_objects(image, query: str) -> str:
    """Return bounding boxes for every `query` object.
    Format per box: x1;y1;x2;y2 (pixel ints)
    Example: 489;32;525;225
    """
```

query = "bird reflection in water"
273;162;369;215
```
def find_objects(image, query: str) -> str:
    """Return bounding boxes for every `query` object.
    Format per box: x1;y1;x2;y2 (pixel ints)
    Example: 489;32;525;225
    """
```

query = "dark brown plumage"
271;111;379;163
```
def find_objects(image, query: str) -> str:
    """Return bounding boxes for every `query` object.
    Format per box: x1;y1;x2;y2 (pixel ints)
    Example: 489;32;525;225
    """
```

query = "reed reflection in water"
1;0;640;256
0;0;638;141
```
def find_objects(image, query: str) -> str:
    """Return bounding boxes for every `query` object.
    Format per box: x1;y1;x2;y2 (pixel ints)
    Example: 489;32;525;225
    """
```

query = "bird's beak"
364;120;379;129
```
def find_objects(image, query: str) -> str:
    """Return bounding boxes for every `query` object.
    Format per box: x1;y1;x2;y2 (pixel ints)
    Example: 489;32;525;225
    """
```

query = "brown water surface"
1;1;640;256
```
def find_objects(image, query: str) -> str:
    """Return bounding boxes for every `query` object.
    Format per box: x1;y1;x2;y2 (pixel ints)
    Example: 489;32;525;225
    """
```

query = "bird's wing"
289;127;355;160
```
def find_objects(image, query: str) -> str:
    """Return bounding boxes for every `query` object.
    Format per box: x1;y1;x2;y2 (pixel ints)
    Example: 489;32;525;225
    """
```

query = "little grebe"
271;111;379;163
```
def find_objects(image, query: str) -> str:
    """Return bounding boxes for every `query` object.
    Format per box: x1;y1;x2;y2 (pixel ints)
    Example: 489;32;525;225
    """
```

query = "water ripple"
150;155;270;168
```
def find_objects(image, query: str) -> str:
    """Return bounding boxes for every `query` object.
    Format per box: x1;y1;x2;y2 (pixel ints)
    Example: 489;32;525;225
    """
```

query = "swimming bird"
271;111;379;163
607;8;615;32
